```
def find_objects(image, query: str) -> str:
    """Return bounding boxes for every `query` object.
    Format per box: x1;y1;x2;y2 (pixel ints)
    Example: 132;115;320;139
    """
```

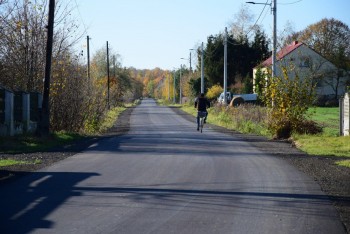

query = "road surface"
0;99;346;233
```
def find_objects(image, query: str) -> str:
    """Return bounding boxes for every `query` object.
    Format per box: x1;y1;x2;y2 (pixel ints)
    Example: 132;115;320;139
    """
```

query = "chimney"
294;41;299;45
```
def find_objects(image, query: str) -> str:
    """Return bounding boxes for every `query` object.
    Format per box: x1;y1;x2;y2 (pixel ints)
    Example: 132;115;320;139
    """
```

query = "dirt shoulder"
0;106;349;233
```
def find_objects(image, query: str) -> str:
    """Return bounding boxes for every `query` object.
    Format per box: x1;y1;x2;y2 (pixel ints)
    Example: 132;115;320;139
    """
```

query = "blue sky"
72;0;350;70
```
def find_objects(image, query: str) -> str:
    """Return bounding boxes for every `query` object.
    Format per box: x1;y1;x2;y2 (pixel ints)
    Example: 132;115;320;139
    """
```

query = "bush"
206;84;223;101
261;66;316;139
325;99;339;107
295;119;323;135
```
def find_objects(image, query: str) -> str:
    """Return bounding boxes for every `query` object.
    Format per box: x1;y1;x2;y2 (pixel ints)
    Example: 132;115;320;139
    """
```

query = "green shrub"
262;66;316;139
206;84;223;101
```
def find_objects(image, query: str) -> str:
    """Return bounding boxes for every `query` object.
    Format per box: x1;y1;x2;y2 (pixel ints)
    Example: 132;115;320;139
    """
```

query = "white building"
253;41;349;100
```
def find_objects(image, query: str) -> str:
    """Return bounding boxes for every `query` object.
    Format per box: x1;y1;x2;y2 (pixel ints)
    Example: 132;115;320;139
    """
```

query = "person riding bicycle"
194;93;210;131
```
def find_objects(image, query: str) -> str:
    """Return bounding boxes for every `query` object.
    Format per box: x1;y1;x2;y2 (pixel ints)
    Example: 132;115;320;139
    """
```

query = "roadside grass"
0;132;85;154
294;107;350;162
294;135;350;157
306;107;339;136
97;106;126;133
336;159;350;168
179;102;349;167
0;103;135;154
0;159;42;167
181;104;270;136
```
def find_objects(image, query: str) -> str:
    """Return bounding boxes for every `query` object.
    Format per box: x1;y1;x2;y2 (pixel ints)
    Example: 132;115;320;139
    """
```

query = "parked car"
217;92;232;104
217;92;258;105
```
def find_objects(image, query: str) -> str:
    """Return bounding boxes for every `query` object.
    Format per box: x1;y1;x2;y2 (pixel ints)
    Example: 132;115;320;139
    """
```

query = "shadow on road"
0;171;99;233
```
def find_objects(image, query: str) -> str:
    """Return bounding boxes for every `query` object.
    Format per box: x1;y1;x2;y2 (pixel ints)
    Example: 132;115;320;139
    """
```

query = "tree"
285;18;350;99
201;29;269;90
251;29;270;63
228;4;257;40
0;0;84;92
285;18;350;65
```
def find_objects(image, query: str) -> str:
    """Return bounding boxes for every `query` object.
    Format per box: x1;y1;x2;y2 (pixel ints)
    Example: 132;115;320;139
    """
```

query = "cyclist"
194;93;210;131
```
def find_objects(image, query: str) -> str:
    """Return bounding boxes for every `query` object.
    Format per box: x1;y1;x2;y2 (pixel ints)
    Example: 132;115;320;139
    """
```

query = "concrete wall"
0;88;42;136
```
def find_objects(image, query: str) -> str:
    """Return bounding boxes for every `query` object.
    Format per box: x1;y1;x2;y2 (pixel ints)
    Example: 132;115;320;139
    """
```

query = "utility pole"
189;51;192;72
223;27;228;105
272;0;277;78
37;0;55;137
246;1;277;78
87;35;91;80
168;74;170;101
106;41;110;110
173;70;176;103
179;65;182;104
201;42;204;94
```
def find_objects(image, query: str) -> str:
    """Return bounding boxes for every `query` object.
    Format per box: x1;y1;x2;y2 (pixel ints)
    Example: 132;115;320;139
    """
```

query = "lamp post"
246;0;277;78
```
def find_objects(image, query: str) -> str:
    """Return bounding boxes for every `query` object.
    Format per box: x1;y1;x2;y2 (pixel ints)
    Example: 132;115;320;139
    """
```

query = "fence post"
340;97;344;136
342;93;350;136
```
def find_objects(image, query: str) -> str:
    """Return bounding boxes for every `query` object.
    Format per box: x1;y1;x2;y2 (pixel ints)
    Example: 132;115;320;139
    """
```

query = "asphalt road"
0;99;346;234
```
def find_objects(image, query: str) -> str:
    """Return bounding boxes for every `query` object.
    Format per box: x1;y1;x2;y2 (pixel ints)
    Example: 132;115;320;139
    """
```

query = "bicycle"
198;111;207;133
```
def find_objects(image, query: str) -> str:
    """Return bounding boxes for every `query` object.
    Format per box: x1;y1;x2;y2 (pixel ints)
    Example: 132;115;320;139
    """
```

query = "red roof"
261;41;303;67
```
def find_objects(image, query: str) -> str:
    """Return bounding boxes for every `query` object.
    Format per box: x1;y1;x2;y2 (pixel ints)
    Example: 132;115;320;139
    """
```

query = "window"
299;57;310;68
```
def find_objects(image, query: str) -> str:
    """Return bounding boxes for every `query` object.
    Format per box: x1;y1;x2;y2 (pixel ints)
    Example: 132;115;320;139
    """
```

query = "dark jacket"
195;97;210;111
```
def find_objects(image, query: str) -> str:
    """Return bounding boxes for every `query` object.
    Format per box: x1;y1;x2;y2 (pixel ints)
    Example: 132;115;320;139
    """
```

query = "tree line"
1;1;349;134
0;0;142;133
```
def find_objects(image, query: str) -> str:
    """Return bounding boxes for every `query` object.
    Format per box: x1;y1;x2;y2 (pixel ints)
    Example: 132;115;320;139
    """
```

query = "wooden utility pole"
37;0;55;137
106;41;110;109
87;35;91;80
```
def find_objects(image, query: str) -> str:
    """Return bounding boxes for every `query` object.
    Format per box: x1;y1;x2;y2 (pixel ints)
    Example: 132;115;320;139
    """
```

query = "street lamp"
246;0;277;78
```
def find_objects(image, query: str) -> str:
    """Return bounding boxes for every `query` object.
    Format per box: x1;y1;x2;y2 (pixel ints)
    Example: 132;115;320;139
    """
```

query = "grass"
336;160;350;168
0;132;85;154
179;102;349;167
98;106;126;133
0;159;42;167
181;104;270;136
294;107;350;162
294;135;350;157
307;107;339;136
0;103;135;154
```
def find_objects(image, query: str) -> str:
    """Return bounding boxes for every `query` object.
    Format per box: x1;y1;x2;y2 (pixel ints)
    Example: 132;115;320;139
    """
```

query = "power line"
73;0;88;35
278;0;303;5
246;0;270;37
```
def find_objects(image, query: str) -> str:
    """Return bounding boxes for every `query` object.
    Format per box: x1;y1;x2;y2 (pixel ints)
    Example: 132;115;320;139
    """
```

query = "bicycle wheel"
200;117;204;133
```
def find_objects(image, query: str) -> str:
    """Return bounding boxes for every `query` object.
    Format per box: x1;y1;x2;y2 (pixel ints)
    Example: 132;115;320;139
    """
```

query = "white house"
253;41;349;100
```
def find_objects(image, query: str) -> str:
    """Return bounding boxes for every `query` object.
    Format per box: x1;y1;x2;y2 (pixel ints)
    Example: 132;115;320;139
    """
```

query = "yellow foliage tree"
262;65;317;138
206;84;223;100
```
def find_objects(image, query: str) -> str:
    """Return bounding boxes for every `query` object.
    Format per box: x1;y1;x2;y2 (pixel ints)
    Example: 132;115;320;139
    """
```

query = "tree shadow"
0;171;99;233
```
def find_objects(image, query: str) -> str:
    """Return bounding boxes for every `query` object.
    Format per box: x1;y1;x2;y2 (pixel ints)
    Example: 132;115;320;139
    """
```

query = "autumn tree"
0;0;83;92
285;18;350;98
